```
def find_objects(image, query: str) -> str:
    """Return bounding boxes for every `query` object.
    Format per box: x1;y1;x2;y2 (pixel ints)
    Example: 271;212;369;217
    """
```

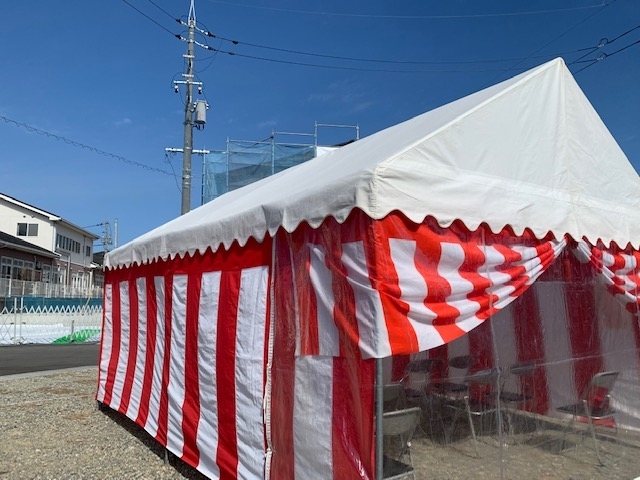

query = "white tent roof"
107;57;640;269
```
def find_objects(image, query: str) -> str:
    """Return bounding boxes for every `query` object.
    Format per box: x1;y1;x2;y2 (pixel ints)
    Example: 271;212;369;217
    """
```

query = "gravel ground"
2;367;640;479
0;367;206;480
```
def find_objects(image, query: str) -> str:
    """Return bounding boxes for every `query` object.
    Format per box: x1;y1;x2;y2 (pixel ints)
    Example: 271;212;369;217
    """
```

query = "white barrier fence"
0;299;103;345
0;278;103;299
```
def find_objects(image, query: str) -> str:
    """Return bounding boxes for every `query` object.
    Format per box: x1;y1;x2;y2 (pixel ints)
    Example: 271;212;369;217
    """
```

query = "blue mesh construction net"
202;141;316;204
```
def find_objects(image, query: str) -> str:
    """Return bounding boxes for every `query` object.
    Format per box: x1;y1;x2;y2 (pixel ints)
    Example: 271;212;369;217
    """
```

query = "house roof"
0;231;59;259
106;57;640;269
0;192;60;221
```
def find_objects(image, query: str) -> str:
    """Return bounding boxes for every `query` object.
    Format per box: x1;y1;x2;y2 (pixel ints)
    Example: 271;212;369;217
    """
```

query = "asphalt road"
0;343;100;376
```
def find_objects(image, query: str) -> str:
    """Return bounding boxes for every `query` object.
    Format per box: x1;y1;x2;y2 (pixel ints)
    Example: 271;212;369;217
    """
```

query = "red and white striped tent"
98;58;640;479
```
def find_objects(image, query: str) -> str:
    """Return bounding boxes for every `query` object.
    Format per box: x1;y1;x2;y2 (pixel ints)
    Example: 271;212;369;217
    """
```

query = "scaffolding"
201;123;359;204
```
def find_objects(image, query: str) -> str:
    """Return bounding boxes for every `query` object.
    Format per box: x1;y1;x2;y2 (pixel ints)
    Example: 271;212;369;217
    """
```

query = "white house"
0;192;100;294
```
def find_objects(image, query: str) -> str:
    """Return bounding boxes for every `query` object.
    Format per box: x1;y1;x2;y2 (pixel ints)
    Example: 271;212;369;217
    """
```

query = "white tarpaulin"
107;57;640;269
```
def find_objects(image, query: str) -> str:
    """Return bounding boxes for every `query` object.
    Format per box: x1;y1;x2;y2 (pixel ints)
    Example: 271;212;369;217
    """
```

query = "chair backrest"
583;371;618;408
449;355;473;370
383;383;404;403
467;367;502;386
382;407;421;437
405;358;441;373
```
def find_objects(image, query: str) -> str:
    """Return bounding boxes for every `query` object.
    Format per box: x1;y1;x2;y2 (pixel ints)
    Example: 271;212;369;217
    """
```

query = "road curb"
0;365;97;381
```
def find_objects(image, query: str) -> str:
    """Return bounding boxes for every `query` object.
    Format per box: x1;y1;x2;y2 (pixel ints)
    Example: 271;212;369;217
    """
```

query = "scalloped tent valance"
106;57;640;270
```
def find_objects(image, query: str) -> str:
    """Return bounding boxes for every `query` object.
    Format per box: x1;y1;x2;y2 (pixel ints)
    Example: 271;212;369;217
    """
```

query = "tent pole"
375;357;384;479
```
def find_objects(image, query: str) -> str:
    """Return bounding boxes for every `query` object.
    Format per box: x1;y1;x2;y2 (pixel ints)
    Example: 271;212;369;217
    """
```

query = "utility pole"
166;0;209;215
100;221;113;253
181;5;195;215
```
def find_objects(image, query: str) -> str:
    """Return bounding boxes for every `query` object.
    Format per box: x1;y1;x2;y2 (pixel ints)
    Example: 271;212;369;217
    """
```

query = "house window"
17;223;38;236
1;258;11;278
20;261;34;281
42;264;51;283
11;260;23;279
56;233;85;253
86;246;91;257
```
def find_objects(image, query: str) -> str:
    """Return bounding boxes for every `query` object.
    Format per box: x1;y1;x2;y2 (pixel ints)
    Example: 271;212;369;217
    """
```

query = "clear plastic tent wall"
270;209;640;480
201;142;316;203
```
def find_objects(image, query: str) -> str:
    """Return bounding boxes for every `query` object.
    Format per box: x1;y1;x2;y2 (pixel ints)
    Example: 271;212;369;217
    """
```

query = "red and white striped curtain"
97;240;271;480
288;211;567;359
269;228;376;480
572;240;640;316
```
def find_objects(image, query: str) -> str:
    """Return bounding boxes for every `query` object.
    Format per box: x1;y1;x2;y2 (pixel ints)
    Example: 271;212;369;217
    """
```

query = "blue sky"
0;0;638;248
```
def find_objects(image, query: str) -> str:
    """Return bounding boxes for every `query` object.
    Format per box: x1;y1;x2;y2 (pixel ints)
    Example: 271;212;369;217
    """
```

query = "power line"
195;47;221;73
144;0;176;21
567;23;640;66
0;114;176;177
199;41;639;75
134;0;630;70
119;0;634;75
573;39;640;74
608;23;640;44
200;45;542;74
120;0;639;82
567;43;606;66
205;31;603;66
164;151;183;192
480;0;616;87
119;0;180;38
206;0;612;19
187;11;636;71
191;16;596;67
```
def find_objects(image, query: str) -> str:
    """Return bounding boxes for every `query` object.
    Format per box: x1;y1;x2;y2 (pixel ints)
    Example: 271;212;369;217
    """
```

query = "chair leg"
494;407;509;446
559;414;575;453
504;408;514;439
586;415;605;465
443;404;458;444
463;397;479;458
406;391;430;439
444;400;464;444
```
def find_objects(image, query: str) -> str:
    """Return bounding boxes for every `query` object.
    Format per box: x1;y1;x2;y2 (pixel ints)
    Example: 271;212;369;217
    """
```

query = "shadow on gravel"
98;403;209;480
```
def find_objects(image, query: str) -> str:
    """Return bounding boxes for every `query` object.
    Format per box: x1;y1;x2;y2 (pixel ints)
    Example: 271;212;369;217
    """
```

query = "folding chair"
556;371;618;465
403;358;441;401
452;367;503;455
429;355;472;400
430;355;483;453
499;361;536;437
400;357;443;437
381;406;422;480
383;383;407;412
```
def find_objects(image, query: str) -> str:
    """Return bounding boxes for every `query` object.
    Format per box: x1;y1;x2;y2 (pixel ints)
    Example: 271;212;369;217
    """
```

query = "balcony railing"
0;278;103;299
